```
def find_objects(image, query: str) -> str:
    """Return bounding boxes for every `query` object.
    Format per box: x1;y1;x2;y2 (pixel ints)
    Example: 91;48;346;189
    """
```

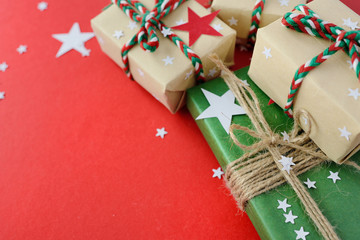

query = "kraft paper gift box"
211;0;307;41
91;0;236;113
187;67;360;240
248;0;360;163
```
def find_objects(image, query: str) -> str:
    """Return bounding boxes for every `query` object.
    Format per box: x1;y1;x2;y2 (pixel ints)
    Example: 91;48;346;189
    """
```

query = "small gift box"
91;0;236;113
187;66;360;240
211;0;307;43
248;0;360;163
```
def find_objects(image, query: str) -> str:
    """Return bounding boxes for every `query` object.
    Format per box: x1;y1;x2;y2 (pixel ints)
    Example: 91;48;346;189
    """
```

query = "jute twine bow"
209;53;341;240
114;0;205;81
281;4;360;117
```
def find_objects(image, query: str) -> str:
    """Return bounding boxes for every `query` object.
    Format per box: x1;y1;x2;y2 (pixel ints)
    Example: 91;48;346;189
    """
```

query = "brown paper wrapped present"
91;0;236;113
248;0;360;163
211;0;306;41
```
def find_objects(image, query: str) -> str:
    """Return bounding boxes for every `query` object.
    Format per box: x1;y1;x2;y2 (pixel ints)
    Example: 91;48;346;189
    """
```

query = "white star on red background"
52;22;94;58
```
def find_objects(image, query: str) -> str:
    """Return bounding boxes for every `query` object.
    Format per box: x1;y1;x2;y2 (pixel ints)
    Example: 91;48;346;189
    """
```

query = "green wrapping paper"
187;67;360;240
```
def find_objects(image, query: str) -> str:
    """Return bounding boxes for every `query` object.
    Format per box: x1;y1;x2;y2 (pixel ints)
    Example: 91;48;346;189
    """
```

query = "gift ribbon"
114;0;205;81
209;53;340;240
281;4;360;117
248;0;266;46
248;0;315;46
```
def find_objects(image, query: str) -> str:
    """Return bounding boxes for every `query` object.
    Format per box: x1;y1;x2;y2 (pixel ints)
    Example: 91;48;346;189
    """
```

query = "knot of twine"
281;4;360;117
209;53;340;240
114;0;205;81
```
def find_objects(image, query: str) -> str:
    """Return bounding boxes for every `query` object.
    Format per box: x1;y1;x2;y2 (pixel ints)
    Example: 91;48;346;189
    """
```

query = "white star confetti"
138;68;144;77
207;67;218;78
17;45;27;54
304;178;316;189
37;1;48;11
196;89;246;134
0;62;8;72
162;56;174;66
277;198;291;212
240;46;248;52
338;126;351;141
212;23;223;32
281;131;290;142
155;127;167;139
262;47;272;59
284;210;298;224
348;88;360;100
342;17;359;30
328;171;341;183
175;19;185;26
228;17;238;26
52;22;94;58
128;21;137;30
240;79;250;87
161;27;173;37
294;227;309;240
212;167;224;179
0;92;5;100
185;70;193;80
302;116;308;125
279;155;295;174
278;0;289;6
113;30;124;39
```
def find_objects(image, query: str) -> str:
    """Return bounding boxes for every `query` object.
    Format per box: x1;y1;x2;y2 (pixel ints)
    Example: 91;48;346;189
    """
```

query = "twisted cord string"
281;4;360;117
247;0;266;46
209;53;340;240
114;0;205;81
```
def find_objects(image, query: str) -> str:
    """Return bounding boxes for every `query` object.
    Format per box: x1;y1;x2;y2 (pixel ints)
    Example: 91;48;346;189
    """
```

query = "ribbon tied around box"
114;0;205;81
281;4;360;117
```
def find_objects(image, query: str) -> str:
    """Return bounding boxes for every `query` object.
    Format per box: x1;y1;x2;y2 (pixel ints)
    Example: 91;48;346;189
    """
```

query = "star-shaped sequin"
172;8;222;46
342;17;359;30
0;92;5;100
212;167;224;179
284;210;298;224
304;178;316;189
207;67;218;78
162;56;174;66
262;47;272;59
338;126;351;141
155;127;167;139
277;198;291;212
0;62;8;72
228;16;238;26
127;21;137;30
279;156;295;174
37;1;48;11
328;171;341;183
348;88;360;100
295;227;309;240
161;27;173;37
17;45;27;54
278;0;289;6
113;30;124;39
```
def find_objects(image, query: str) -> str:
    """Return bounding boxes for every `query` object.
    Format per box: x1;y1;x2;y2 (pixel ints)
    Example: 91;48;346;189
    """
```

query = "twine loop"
281;4;360;117
114;0;205;81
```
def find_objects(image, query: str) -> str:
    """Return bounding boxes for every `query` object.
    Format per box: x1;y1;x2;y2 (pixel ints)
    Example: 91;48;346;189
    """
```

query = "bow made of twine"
209;53;340;240
281;4;360;117
114;0;205;81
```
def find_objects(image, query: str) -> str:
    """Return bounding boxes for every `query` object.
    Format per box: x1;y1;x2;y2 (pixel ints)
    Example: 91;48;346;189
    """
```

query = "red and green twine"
113;0;205;82
248;0;265;46
281;4;360;117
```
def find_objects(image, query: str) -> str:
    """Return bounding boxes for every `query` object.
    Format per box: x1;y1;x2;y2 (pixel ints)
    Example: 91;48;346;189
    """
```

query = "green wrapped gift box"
187;66;360;240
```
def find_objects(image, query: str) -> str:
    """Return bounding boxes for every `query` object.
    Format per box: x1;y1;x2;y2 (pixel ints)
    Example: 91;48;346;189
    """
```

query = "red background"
0;0;359;239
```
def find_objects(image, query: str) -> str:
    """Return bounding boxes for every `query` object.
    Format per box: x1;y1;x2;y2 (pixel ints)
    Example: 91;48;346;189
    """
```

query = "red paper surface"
0;0;359;239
